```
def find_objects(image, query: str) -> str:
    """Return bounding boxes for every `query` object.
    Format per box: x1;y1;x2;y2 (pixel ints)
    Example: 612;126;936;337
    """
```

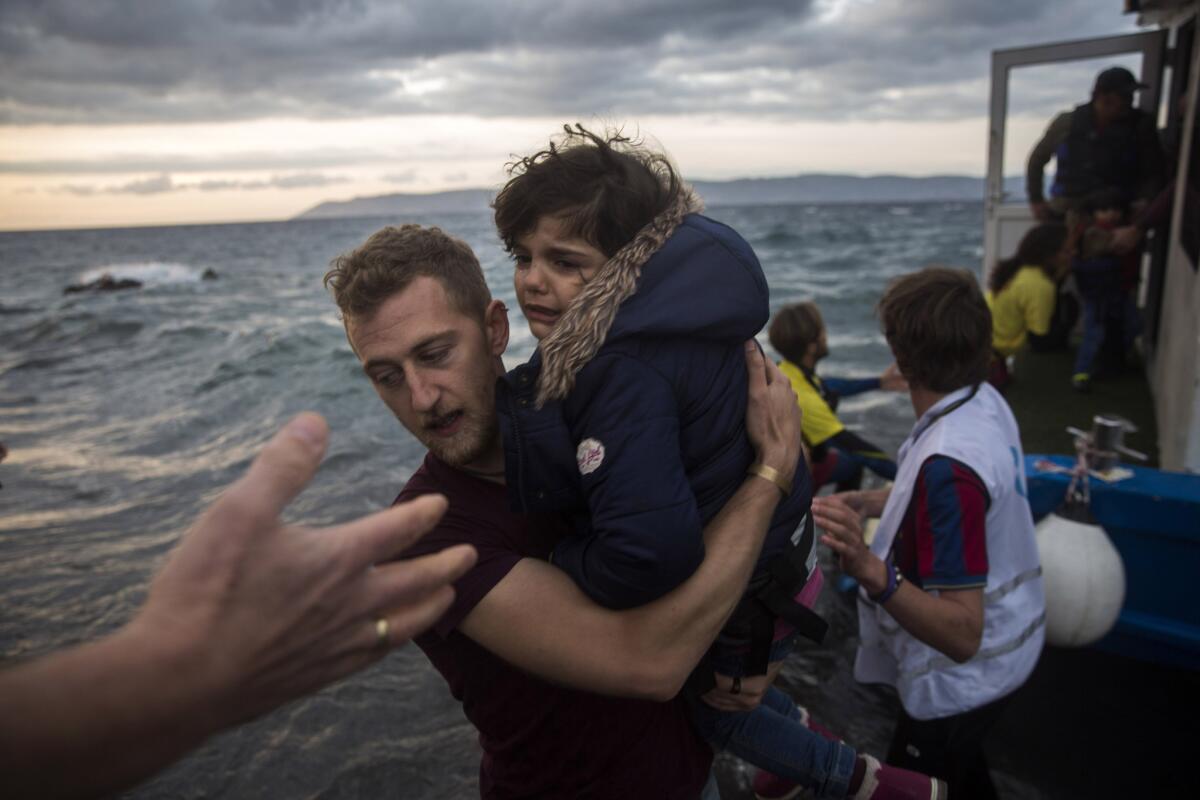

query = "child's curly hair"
493;123;682;258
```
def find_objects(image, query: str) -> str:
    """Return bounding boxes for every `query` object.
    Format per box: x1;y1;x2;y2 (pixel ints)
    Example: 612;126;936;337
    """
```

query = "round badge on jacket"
576;438;605;475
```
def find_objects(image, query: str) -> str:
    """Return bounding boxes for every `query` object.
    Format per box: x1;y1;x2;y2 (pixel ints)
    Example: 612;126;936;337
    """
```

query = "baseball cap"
1094;66;1148;96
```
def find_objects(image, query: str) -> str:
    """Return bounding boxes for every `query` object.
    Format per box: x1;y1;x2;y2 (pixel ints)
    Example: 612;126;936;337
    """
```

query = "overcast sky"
0;0;1141;230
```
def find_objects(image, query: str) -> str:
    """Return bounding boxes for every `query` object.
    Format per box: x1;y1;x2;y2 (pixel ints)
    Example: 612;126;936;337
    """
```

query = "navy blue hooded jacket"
497;212;813;610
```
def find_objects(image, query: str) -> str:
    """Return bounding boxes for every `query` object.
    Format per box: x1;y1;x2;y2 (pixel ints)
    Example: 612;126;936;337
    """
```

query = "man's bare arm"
1027;112;1071;214
460;342;804;701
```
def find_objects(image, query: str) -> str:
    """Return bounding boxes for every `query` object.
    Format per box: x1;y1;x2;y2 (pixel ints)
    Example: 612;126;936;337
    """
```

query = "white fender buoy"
1035;508;1126;647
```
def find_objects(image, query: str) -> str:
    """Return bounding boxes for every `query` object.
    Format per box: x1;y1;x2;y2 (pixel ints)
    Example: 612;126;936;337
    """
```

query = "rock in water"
64;273;143;294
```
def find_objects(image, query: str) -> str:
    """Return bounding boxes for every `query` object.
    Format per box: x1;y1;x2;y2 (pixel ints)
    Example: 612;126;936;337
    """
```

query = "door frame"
983;31;1169;277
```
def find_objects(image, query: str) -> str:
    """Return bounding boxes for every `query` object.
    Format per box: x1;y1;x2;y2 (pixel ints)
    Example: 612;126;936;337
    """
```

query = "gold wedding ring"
374;617;390;649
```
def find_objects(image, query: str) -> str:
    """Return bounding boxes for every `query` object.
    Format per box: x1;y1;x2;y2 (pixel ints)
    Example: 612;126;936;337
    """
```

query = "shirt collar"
909;384;977;444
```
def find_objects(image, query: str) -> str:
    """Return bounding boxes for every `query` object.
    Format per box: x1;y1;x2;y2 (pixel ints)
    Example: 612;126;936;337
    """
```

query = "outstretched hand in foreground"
0;413;476;799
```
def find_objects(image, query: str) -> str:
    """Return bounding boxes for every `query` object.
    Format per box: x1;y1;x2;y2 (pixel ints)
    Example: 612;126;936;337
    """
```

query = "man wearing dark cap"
1026;66;1165;222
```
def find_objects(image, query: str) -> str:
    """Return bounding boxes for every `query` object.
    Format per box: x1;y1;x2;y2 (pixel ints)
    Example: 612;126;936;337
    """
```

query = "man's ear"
343;316;361;360
484;299;510;357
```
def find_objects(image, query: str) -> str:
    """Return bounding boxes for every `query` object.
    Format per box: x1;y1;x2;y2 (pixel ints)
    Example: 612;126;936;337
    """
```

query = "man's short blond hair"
324;224;490;323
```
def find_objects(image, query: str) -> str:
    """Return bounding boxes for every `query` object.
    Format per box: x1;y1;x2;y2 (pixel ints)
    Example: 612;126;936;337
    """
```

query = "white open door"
983;31;1168;278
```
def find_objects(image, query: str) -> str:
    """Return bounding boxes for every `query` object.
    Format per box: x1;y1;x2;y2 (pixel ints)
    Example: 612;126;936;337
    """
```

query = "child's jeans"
687;632;858;799
1074;290;1141;377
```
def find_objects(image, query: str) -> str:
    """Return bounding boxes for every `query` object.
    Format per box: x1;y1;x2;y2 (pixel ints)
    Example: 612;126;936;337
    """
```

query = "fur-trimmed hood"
535;188;769;405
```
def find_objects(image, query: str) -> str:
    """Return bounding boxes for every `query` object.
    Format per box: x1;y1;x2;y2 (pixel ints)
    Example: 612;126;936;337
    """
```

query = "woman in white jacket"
816;267;1046;800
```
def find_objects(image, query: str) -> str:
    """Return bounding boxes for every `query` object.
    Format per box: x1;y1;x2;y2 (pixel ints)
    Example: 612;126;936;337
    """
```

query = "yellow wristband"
747;463;791;497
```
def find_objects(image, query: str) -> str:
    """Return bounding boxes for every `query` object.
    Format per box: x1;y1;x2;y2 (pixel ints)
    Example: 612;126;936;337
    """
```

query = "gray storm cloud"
46;172;350;195
1;0;1133;127
0;150;384;174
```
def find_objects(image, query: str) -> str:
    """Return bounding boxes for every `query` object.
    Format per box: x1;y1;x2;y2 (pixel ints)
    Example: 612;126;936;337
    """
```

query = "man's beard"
420;408;499;469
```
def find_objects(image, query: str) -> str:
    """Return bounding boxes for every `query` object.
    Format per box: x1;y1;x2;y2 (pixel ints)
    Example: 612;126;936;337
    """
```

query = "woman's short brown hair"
768;302;824;365
877;267;992;393
324;224;490;323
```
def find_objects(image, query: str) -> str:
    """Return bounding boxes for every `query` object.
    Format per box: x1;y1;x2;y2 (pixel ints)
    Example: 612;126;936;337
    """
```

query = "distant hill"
297;188;493;219
694;174;1025;205
293;174;1024;220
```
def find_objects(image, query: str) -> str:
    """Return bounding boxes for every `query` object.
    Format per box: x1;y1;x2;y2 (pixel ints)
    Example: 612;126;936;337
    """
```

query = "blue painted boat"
1025;454;1200;670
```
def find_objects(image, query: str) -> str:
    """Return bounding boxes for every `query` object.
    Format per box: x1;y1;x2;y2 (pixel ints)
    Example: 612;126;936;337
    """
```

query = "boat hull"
1025;455;1200;670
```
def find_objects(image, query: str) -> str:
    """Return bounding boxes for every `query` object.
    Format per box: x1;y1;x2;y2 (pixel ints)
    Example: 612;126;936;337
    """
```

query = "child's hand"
699;660;785;712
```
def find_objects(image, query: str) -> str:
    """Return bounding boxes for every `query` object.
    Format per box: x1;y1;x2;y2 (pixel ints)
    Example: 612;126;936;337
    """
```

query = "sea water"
2;203;1038;799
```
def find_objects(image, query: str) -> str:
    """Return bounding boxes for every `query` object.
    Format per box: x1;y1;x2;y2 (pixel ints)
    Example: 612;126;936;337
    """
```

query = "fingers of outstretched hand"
818;520;863;563
302;576;449;694
382;584;457;646
341;494;451;566
332;585;458;666
286;501;467;659
820;533;850;559
823;490;865;514
260;574;459;701
152;415;330;594
338;580;457;655
366;544;476;616
235;552;468;714
228;413;329;523
812;497;858;530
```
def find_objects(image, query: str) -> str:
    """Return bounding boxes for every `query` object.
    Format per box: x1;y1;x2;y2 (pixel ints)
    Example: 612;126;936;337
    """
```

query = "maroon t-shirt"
397;453;713;800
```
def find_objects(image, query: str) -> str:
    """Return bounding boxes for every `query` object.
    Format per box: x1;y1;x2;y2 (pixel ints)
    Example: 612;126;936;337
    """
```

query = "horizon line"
0;193;1004;235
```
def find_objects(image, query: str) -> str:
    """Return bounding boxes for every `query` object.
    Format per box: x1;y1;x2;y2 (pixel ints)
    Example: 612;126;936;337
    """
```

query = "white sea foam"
828;332;887;348
77;261;206;286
